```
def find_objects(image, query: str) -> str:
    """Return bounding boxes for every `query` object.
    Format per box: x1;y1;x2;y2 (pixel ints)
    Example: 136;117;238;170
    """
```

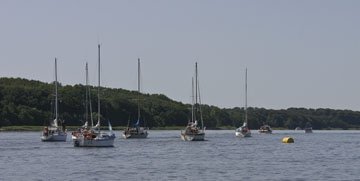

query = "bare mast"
55;58;58;126
191;77;194;123
97;44;101;129
137;58;141;122
194;63;198;122
245;68;248;125
196;62;204;129
85;63;89;125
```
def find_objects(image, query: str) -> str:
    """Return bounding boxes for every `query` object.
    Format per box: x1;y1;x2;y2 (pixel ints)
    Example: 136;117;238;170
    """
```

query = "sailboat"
73;44;115;147
235;68;251;137
304;122;313;133
122;58;149;139
181;62;205;141
72;63;94;140
41;58;67;142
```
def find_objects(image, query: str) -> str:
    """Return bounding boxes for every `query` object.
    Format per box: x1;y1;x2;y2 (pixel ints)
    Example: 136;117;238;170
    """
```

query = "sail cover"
83;121;88;128
108;121;114;136
53;119;58;128
134;120;140;127
108;121;113;132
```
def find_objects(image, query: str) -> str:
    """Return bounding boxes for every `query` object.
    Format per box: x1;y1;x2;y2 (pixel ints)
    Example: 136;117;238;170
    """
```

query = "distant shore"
0;126;231;131
0;126;359;131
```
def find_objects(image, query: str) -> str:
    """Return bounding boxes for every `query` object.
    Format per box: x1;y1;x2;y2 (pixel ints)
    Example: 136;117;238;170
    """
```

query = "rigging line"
197;69;204;129
127;114;131;128
97;43;101;132
138;58;141;122
55;58;58;122
191;77;194;123
89;86;94;127
85;62;88;124
193;63;197;122
139;57;144;94
245;68;248;125
86;62;95;127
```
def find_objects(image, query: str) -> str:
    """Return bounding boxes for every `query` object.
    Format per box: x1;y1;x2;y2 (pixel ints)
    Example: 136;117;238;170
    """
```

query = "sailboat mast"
196;63;204;129
97;44;101;127
85;63;89;124
137;58;141;122
195;62;198;106
191;77;194;123
55;58;58;122
245;68;248;125
195;62;198;121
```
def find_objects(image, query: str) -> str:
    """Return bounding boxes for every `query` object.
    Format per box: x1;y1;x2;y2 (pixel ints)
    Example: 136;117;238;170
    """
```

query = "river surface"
0;130;359;181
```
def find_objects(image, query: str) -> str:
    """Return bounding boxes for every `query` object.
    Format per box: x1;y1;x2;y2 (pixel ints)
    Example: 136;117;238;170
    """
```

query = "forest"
1;77;360;129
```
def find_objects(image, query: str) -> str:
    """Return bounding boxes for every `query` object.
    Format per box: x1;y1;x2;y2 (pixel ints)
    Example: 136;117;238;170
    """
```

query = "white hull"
235;130;251;137
74;135;115;147
41;134;67;142
181;132;205;141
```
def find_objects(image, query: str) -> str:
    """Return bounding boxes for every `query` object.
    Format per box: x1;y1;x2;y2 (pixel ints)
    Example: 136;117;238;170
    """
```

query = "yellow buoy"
282;136;294;143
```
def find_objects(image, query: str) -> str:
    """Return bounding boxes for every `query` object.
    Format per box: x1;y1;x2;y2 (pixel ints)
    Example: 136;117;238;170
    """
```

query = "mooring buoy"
282;136;294;143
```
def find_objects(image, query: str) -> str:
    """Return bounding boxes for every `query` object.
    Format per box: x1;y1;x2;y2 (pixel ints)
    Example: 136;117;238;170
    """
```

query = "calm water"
0;130;359;181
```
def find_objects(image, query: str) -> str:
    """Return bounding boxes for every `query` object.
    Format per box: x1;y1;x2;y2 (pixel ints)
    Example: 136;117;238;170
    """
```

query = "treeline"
1;77;360;129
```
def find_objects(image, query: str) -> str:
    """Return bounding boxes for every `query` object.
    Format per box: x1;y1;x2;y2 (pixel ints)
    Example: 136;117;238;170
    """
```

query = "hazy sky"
1;0;360;110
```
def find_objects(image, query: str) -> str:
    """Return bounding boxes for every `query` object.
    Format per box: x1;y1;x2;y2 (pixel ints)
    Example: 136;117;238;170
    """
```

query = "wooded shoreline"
1;126;358;132
1;77;360;130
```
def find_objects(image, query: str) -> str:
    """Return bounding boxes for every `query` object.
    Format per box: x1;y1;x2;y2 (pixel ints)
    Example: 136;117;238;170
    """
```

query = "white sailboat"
181;62;205;141
123;58;149;139
235;68;251;137
72;63;94;140
73;44;115;147
41;58;67;142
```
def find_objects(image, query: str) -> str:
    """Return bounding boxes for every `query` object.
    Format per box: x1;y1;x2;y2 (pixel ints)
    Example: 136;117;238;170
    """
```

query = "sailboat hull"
235;131;251;137
41;134;67;142
123;133;148;139
181;132;205;141
74;135;115;147
122;128;148;139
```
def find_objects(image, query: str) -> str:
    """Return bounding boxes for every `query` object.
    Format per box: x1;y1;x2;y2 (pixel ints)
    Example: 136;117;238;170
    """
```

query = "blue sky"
1;0;359;110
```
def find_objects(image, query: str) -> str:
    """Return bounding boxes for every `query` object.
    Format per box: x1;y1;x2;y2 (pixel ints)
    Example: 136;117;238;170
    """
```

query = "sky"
1;0;360;110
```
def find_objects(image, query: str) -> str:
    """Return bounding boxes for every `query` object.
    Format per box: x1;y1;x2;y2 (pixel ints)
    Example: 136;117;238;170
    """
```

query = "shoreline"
0;126;359;131
0;126;231;131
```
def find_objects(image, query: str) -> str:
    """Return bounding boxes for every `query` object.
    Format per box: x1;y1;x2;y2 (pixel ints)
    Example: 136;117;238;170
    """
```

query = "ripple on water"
1;130;360;180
